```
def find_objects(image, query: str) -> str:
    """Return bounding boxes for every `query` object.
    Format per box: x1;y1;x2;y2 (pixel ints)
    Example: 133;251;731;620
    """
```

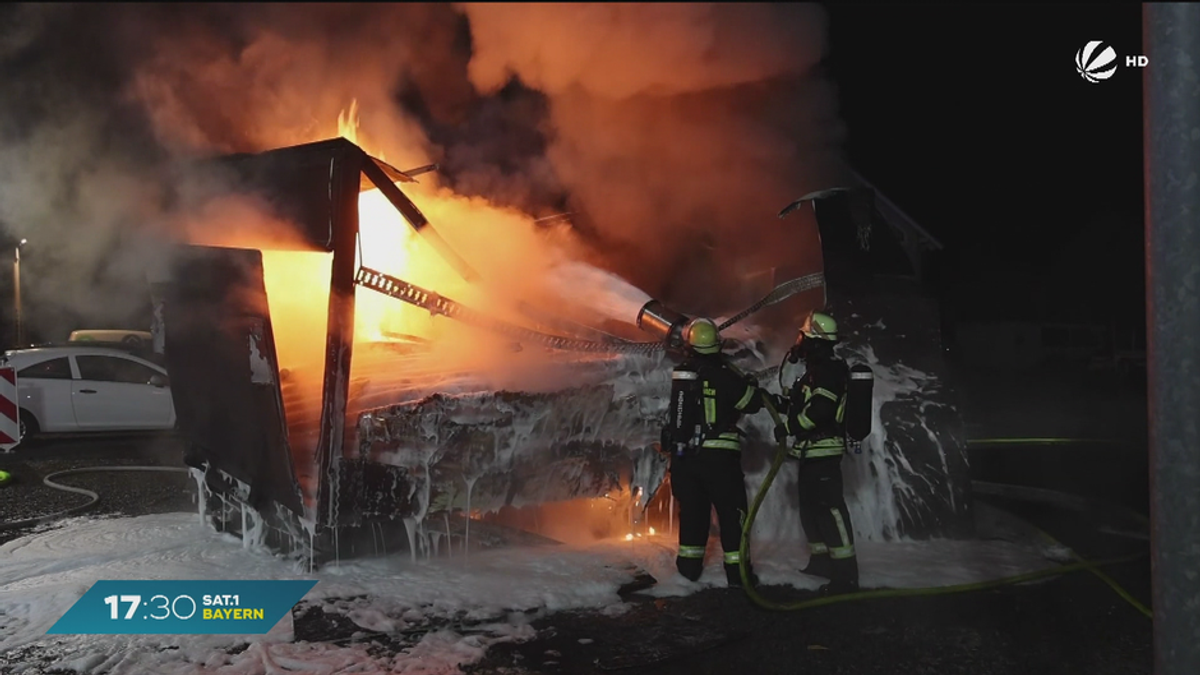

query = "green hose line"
737;399;1149;613
0;465;190;532
966;437;1130;446
1029;524;1153;619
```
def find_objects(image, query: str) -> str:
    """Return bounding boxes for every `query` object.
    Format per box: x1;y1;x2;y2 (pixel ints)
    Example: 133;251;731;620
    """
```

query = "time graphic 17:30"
49;580;317;635
103;594;200;621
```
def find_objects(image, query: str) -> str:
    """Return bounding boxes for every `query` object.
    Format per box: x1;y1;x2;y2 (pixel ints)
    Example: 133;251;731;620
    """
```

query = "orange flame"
187;100;585;475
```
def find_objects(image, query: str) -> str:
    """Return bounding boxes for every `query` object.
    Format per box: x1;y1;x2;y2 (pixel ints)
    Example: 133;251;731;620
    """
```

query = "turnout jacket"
664;353;765;452
785;357;850;459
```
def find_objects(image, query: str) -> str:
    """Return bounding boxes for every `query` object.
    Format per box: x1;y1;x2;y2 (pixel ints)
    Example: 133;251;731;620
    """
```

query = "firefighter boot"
676;556;704;582
818;556;859;596
800;552;832;580
725;563;759;589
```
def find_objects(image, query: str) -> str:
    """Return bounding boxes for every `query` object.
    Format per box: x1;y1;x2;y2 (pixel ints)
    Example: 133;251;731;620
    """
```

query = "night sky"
824;5;1144;326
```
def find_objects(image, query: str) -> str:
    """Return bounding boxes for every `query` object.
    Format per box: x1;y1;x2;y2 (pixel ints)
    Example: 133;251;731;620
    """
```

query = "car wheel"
18;410;39;443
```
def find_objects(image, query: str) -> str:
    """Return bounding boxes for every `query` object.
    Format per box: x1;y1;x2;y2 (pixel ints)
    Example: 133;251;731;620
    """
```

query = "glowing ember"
624;533;634;542
648;527;656;535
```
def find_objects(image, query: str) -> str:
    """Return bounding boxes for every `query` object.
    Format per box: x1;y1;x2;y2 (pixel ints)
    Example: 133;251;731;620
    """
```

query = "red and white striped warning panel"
0;366;19;449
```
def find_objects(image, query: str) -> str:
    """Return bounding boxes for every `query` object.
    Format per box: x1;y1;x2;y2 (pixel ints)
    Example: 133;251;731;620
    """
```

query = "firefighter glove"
773;392;789;411
773;424;788;445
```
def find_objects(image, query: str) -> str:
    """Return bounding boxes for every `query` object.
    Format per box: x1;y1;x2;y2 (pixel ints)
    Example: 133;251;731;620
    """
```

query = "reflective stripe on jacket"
671;354;765;452
785;359;850;459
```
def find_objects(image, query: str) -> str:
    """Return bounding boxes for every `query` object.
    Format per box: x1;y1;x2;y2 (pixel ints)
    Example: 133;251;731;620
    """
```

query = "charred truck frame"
157;138;972;566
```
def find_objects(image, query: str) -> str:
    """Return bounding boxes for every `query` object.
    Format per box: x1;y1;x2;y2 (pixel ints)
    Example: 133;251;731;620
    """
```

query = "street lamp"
13;239;26;347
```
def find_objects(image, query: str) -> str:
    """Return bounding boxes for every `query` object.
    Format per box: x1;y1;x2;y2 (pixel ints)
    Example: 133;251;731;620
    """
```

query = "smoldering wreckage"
132;133;969;582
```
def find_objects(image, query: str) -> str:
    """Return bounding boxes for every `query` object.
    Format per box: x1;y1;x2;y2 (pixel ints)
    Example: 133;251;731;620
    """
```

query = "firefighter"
660;317;768;588
780;310;859;595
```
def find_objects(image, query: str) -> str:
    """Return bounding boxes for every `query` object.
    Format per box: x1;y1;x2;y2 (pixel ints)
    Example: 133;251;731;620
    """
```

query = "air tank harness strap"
790;438;845;459
699;374;742;450
701;432;742;451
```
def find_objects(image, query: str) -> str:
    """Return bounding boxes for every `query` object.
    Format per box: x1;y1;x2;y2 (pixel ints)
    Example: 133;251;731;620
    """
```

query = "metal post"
1145;5;1200;674
314;153;361;535
13;245;20;347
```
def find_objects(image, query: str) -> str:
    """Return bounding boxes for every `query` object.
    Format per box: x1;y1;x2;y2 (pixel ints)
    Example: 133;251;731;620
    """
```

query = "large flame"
256;100;462;374
185;97;566;397
188;99;594;501
179;101;679;536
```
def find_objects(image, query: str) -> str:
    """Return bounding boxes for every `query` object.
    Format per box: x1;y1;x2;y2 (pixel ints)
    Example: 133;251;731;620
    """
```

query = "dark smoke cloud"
0;3;461;340
0;4;176;339
457;2;844;316
0;2;841;341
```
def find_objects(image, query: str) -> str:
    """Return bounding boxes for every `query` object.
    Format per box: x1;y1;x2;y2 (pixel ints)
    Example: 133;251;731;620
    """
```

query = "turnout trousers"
670;447;754;586
797;455;859;588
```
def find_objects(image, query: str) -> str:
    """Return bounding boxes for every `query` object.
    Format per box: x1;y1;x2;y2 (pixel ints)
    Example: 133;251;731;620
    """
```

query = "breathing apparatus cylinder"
846;364;874;443
636;300;692;351
667;368;705;457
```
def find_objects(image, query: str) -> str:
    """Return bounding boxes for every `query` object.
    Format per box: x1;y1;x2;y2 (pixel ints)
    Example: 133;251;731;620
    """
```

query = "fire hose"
734;398;1151;616
356;267;664;354
355;266;826;355
0;466;190;532
716;274;827;332
361;264;1151;614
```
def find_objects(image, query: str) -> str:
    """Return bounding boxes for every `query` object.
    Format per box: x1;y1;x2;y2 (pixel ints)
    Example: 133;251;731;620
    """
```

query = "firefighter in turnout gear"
780;310;860;595
661;317;768;588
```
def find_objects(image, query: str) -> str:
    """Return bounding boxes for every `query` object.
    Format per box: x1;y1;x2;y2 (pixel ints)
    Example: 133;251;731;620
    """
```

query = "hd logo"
1075;41;1148;83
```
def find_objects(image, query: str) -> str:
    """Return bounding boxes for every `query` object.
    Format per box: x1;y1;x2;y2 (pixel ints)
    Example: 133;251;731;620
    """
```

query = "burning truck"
151;135;970;567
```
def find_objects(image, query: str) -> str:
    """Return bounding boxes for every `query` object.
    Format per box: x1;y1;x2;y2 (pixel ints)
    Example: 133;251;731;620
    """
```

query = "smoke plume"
0;2;841;344
457;3;842;316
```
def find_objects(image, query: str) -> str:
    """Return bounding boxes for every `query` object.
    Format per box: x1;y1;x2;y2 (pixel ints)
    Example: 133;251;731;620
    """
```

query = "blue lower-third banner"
47;580;319;635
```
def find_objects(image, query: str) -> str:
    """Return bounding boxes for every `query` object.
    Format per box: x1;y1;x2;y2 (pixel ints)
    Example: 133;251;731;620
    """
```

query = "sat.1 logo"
1075;40;1148;84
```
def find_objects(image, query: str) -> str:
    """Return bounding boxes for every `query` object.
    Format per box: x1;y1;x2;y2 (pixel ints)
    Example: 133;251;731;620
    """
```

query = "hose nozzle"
636;300;691;351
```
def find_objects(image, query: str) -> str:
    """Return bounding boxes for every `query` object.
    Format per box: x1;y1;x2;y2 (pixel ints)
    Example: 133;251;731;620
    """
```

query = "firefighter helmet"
800;311;839;341
684;318;722;354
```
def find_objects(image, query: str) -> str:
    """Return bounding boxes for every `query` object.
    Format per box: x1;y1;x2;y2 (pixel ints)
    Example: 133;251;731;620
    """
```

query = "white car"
1;346;176;438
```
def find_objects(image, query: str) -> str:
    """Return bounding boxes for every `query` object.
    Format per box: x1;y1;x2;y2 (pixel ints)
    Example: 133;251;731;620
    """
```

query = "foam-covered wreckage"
156;139;677;565
785;173;974;539
157;138;972;567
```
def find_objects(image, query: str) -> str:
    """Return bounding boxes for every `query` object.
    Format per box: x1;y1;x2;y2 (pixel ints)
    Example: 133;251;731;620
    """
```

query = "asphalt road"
468;564;1151;675
0;435;1154;675
0;432;193;545
466;496;1152;675
467;440;1154;675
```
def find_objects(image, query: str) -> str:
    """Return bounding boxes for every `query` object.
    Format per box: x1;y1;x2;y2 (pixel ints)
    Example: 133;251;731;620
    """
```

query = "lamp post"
13;239;25;347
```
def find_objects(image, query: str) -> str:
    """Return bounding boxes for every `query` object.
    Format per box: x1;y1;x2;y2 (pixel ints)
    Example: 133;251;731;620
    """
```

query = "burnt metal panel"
813;193;974;539
204;138;419;253
161;245;303;516
173;138;450;531
813;190;916;281
209;139;359;251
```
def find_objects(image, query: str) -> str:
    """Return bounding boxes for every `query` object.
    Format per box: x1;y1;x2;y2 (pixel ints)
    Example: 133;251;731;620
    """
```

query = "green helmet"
684;318;722;354
800;311;838;341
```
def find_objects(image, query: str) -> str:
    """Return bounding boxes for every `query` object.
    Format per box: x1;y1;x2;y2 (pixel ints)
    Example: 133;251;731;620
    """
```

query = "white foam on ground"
1;512;1060;674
